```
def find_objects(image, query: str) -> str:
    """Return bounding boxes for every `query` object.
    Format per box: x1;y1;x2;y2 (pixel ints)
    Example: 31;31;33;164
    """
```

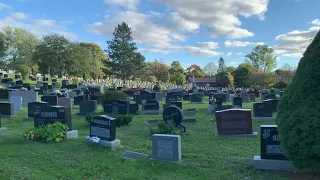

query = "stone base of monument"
253;117;275;121
183;110;196;116
66;130;79;139
24;117;33;121
188;102;204;104
85;136;121;151
214;132;258;138
253;156;296;171
0;127;8;132
140;110;160;115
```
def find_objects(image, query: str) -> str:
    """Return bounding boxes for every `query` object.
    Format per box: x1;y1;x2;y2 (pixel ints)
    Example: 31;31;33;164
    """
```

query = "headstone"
41;95;58;106
9;96;22;111
74;95;86;105
183;94;190;101
232;97;242;108
58;97;72;108
152;134;181;162
215;109;257;137
78;100;97;116
241;93;250;103
104;100;129;115
253;103;273;120
27;101;48;120
189;93;203;104
263;99;279;112
129;104;139;114
89;115;116;141
249;93;256;102
171;101;182;110
16;80;23;85
0;102;15;117
34;105;72;130
265;94;277;100
253;125;295;171
142;99;160;114
121;151;148;160
10;91;38;106
0;89;9;99
163;105;184;126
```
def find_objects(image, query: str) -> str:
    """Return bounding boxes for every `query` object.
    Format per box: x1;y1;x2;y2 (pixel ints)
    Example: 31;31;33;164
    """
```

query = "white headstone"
9;91;38;106
9;96;22;110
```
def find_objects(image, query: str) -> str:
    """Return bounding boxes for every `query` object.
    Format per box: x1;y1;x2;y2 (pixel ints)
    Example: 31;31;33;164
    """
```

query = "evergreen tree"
106;22;146;83
216;57;227;87
276;30;320;171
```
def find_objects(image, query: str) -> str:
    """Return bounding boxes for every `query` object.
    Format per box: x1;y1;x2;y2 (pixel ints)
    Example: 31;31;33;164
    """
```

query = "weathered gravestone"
41;95;58;106
152;134;181;162
26;101;48;120
253;125;295;171
9;96;22;111
85;115;120;150
129;104;139;114
141;100;160;114
232;97;242;108
189;93;203;104
78;100;97;116
263;99;279;112
253;103;274;121
215;109;257;137
0;102;16;117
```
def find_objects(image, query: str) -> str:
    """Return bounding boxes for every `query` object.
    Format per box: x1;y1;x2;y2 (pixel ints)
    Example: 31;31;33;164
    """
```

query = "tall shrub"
276;30;320;171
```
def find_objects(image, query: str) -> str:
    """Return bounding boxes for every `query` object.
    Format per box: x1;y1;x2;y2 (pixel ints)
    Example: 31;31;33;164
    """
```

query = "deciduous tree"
246;45;277;72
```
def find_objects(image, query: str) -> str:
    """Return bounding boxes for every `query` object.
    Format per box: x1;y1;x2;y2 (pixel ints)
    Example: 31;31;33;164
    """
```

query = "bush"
153;82;161;91
99;91;128;105
147;76;157;83
53;81;62;88
23;122;68;143
150;121;181;135
276;31;320;171
273;81;287;89
85;113;133;127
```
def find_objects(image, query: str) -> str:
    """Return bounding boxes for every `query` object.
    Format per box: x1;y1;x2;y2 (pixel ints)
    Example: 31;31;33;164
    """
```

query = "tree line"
0;22;296;89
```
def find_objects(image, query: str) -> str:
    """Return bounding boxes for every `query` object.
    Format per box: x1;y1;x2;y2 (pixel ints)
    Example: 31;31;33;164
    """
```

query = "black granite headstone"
171;101;182;110
144;100;159;110
129;104;139;114
0;89;9;99
41;95;58;106
183;94;190;101
0;102;14;117
261;125;287;160
263;99;279;112
78;100;97;116
163;105;184;126
27;101;49;118
90;115;116;141
253;103;273;117
233;97;242;108
34;106;71;130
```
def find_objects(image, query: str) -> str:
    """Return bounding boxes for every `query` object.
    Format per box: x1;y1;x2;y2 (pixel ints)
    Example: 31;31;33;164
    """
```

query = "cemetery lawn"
0;97;317;180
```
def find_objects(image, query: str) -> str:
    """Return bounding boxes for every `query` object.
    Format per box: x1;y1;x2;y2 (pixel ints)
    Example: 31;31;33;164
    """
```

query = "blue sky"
0;0;319;69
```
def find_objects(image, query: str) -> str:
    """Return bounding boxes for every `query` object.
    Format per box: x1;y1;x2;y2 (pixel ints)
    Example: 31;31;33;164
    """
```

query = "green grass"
0;97;306;180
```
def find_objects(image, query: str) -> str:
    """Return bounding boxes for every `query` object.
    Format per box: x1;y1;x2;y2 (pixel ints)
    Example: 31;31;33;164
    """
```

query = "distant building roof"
189;77;216;83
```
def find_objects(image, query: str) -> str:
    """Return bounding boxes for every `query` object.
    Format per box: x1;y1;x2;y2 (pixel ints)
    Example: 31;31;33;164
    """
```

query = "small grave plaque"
121;151;148;160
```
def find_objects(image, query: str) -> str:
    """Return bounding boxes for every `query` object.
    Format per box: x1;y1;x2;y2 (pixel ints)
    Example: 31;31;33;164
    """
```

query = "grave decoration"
163;105;186;132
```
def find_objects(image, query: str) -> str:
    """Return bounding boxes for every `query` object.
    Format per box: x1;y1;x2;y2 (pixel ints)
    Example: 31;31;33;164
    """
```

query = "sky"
0;0;319;69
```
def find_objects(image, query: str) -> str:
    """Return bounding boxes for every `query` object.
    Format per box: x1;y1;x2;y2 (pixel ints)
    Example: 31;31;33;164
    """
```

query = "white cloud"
197;42;219;50
0;15;78;40
153;0;269;39
10;12;29;20
224;40;265;47
226;61;239;67
0;3;11;10
226;52;232;56
86;11;221;57
104;0;140;11
274;26;319;57
311;19;320;26
235;52;243;56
